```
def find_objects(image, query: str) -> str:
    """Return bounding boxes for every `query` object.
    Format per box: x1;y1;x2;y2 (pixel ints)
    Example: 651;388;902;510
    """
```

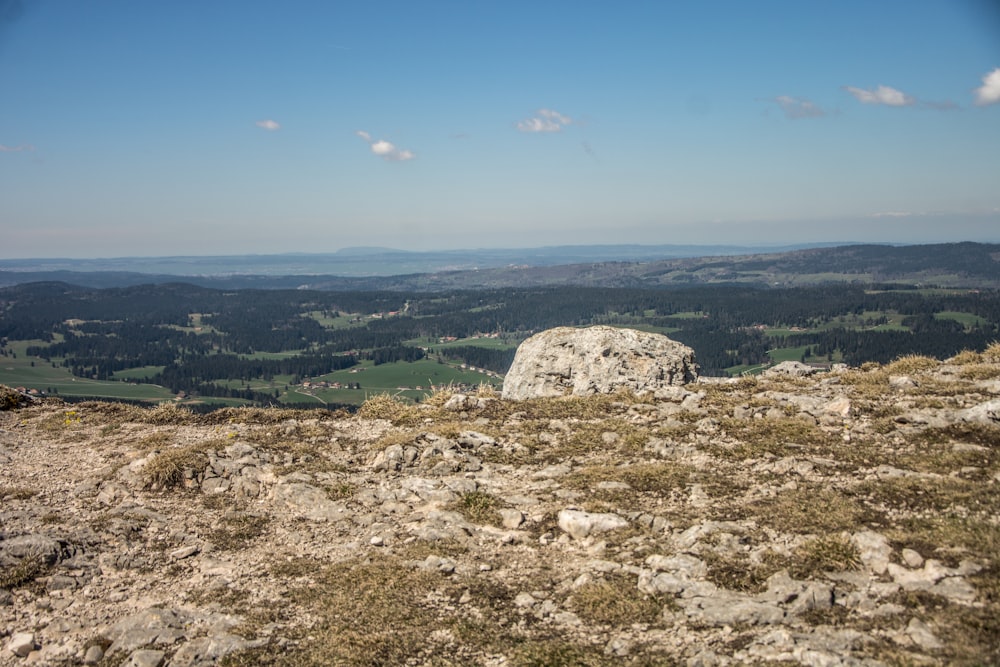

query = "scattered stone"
906;618;943;651
557;509;628;540
7;632;35;658
271;482;352;522
0;533;67;566
499;508;525;529
170;545;200;560
901;548;924;568
763;361;821;377
82;644;105;664
170;635;265;667
1;351;997;665
123;649;166;667
852;530;892;574
682;595;785;626
960;399;1000;424
889;375;917;390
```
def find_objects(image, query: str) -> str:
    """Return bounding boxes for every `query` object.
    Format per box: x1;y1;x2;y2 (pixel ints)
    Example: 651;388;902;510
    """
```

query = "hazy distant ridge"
1;242;997;290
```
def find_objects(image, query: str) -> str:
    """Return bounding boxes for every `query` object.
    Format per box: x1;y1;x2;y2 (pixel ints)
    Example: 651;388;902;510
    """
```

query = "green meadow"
0;343;174;401
280;358;501;406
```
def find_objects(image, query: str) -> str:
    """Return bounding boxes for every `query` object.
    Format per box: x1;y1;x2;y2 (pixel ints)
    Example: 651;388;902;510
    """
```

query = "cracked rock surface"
2;351;999;665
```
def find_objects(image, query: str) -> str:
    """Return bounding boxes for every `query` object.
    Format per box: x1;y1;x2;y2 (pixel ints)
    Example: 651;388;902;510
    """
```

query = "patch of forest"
1;281;998;404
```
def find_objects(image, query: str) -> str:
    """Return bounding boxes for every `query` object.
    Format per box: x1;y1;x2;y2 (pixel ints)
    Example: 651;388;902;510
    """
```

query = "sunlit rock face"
502;326;698;400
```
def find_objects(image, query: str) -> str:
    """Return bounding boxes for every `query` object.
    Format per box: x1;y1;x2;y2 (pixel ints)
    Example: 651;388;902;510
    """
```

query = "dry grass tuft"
789;534;861;578
713;417;837;459
959;364;1000;381
211;514;270;551
0;557;49;590
950;349;984;365
739;486;865;534
703;550;789;593
885;354;942;375
200;406;347;426
447;490;503;526
570;575;664;626
142;442;219;489
982;341;1000;363
357;393;423;425
566;462;691;497
0;384;26;410
139;402;197;425
231;556;446;666
508;641;608;667
0;485;39;500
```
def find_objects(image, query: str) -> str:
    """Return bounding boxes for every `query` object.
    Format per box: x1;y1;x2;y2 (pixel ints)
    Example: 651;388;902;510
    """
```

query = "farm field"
281;359;501;406
0;345;174;401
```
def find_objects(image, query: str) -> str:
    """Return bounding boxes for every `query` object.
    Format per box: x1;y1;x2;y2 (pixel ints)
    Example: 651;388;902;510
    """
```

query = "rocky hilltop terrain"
2;346;999;665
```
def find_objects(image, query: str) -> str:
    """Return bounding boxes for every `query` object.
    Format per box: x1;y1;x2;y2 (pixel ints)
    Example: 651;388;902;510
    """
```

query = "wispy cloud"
355;130;415;161
844;84;915;107
255;119;281;131
0;143;34;152
773;95;825;119
973;67;1000;106
870;210;917;218
516;108;573;133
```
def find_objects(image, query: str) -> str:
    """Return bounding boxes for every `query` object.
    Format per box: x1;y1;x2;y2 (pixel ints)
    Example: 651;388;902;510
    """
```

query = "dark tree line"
436;346;517;374
3;281;999;395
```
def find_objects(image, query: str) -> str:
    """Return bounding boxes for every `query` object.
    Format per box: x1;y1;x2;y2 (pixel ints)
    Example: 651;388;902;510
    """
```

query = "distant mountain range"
0;243;848;278
1;242;998;290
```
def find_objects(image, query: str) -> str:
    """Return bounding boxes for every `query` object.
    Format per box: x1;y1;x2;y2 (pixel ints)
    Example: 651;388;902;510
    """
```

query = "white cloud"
871;211;916;218
773;95;825;119
356;131;415;161
0;144;34;152
844;85;915;107
973;67;1000;106
539;108;571;124
255;119;281;131
516;108;573;132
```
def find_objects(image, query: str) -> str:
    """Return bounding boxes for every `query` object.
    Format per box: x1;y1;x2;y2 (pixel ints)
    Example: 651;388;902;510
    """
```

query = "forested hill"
1;242;998;290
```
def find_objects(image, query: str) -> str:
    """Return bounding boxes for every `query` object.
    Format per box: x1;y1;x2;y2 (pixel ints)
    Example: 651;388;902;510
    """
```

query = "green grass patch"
0;342;175;401
303;310;368;329
935;311;988;328
112;365;166;380
425;335;520;350
294;359;501;406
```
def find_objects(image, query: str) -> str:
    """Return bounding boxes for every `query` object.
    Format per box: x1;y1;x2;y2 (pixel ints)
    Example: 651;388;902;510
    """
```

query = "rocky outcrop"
763;360;822;377
2;353;999;665
502;326;698;400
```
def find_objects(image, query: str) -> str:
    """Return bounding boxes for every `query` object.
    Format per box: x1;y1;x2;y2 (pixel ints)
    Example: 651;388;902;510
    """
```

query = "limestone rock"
852;530;892;575
557;509;629;540
906;618;943;651
763;361;821;377
502;326;698;400
0;533;67;566
7;632;35;658
170;635;264;667
123;649;166;667
960;399;1000;424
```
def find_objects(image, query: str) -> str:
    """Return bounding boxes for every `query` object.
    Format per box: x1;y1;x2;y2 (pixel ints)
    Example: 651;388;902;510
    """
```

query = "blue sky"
1;0;999;258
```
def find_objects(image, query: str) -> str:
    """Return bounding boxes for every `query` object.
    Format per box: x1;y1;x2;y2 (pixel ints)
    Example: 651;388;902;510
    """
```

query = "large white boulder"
502;326;698;400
